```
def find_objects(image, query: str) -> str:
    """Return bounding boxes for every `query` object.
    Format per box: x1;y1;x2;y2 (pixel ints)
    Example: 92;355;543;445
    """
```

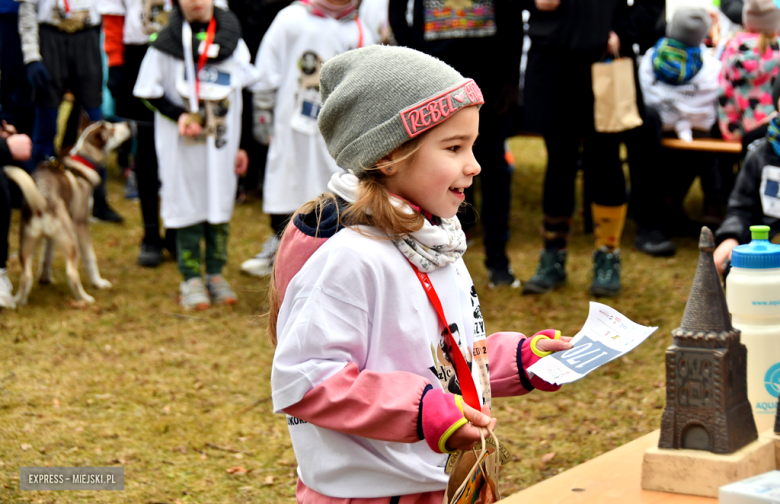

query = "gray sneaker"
180;277;211;310
240;235;280;277
0;268;15;309
205;274;238;305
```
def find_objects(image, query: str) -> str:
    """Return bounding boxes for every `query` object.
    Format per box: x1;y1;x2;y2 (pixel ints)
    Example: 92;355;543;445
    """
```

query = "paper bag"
591;57;643;133
444;429;501;504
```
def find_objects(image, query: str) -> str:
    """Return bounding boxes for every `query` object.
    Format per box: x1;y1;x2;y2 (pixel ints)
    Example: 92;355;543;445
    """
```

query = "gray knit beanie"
668;7;711;47
318;45;484;175
744;0;780;33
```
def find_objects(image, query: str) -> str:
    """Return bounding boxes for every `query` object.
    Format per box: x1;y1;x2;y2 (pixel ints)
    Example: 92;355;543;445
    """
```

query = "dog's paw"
94;279;112;290
77;294;96;304
38;277;54;285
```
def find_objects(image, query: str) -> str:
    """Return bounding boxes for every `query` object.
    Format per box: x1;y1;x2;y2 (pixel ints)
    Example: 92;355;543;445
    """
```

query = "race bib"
176;62;236;102
760;166;780;219
290;87;322;136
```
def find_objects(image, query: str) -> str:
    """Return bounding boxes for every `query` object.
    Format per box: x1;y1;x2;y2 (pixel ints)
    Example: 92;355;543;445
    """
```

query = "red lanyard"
408;261;481;411
356;17;364;49
63;0;70;13
195;18;217;102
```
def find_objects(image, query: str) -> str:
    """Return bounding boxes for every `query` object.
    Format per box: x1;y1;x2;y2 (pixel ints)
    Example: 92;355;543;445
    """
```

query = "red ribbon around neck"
408;261;481;411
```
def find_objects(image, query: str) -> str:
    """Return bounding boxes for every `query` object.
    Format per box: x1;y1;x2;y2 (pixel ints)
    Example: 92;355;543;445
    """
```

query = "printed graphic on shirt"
52;0;94;32
180;63;234;148
470;284;491;409
429;323;473;396
291;51;323;135
141;0;172;35
422;0;496;41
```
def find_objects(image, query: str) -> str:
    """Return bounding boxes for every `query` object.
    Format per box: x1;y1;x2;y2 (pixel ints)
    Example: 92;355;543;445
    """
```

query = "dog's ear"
88;125;108;149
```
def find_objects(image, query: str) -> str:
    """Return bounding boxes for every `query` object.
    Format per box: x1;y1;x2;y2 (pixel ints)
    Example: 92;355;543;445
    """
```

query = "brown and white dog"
3;121;132;306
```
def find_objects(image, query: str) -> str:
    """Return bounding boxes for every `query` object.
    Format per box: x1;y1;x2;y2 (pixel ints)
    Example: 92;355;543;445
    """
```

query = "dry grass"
0;136;705;503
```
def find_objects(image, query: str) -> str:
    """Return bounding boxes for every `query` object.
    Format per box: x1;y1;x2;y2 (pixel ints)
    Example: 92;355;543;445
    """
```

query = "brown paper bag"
591;57;643;133
444;429;501;504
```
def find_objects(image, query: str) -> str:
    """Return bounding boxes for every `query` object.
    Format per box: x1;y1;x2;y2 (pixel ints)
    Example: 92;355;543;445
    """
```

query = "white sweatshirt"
272;227;490;497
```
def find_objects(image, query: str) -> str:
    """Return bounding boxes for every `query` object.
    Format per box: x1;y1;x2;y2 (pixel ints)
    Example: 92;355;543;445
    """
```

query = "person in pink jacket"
717;0;780;142
267;45;571;503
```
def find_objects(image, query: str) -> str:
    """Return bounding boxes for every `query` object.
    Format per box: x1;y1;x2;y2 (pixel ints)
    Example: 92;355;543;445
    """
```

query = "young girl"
239;0;374;278
717;0;780;143
133;0;259;309
269;45;571;502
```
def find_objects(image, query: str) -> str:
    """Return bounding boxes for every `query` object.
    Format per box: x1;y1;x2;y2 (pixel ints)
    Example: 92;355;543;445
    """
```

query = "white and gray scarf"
328;172;467;272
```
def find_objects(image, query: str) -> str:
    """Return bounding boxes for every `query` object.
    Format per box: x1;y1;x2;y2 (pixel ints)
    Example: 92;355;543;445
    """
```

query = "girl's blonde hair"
267;132;431;345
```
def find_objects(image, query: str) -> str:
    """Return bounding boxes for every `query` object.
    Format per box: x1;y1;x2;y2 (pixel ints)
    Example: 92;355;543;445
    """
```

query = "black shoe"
137;242;163;267
634;229;676;257
92;204;124;223
522;249;567;295
487;264;521;289
591;248;621;297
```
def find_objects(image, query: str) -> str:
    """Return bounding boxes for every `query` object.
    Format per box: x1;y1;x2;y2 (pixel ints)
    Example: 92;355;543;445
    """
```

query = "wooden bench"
660;138;742;154
503;430;715;504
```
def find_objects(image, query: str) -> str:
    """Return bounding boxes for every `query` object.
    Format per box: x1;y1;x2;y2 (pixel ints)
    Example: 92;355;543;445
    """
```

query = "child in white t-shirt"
239;0;374;277
133;0;260;309
269;45;571;501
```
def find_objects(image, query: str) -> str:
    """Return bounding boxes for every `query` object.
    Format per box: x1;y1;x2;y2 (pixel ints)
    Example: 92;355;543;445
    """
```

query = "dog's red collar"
69;155;96;170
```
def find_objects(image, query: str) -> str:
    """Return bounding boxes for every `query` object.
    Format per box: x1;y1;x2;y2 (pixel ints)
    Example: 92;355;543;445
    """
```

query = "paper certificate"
527;302;658;385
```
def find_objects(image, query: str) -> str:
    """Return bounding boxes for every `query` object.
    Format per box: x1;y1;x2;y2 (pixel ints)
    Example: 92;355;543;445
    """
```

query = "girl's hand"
178;113;203;138
445;401;497;452
714;238;738;275
235;149;248;176
535;335;572;353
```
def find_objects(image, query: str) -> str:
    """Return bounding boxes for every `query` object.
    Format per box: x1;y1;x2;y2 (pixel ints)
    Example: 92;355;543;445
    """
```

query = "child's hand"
445;402;497;452
178;113;203;138
535;335;572;353
235;149;248;176
7;134;32;161
1;121;17;139
534;0;559;11
714;239;738;275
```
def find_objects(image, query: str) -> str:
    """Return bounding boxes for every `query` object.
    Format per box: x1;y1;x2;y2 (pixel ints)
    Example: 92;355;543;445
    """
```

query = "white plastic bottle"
726;225;780;432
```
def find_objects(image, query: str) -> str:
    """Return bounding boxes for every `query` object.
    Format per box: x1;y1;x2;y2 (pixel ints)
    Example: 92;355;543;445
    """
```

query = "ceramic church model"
658;227;757;454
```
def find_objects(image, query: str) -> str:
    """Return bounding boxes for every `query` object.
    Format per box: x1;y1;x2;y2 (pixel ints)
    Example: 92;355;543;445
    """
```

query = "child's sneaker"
205;274;238;305
240;235;280;277
180;277;211;310
0;268;16;309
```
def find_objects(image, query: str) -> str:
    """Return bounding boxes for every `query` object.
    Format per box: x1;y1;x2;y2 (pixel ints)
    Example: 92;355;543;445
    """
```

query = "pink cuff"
520;329;562;392
421;389;467;454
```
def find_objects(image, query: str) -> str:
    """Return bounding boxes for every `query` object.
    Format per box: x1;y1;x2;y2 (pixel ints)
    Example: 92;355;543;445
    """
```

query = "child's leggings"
176;222;230;280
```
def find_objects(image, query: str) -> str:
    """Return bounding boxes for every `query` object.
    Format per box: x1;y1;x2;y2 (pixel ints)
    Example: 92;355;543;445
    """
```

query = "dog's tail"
3;166;48;214
64;158;102;187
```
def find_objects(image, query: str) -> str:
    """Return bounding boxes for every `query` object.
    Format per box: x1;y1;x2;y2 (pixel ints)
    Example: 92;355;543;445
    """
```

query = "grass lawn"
0;136;705;503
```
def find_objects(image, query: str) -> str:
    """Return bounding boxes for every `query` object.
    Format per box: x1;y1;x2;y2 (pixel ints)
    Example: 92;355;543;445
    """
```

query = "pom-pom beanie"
744;0;780;33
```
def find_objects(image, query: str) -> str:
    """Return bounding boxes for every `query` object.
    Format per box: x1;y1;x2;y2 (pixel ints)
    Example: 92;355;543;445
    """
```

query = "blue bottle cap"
731;226;780;269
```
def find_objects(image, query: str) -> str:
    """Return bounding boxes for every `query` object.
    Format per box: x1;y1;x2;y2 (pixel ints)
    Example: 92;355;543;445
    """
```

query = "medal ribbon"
182;17;216;113
408;261;481;411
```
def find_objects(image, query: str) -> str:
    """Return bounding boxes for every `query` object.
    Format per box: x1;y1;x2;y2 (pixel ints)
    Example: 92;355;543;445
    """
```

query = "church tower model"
658;227;757;454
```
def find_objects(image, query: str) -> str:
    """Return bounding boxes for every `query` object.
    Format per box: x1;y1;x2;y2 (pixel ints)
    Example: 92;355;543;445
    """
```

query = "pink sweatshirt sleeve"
487;330;562;397
283;362;468;451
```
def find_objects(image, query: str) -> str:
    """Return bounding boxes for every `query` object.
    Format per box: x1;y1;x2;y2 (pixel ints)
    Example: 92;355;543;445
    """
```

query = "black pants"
114;44;162;244
459;99;513;268
0;13;33;137
542;131;626;219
